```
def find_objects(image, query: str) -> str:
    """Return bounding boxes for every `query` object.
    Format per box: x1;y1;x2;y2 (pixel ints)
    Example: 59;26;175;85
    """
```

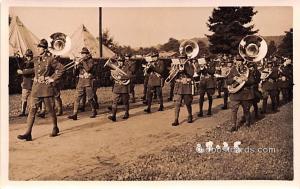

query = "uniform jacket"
277;64;293;89
147;60;164;87
31;53;64;97
227;65;255;101
197;63;216;89
74;56;95;88
261;67;279;91
174;61;194;95
113;62;132;94
21;59;34;90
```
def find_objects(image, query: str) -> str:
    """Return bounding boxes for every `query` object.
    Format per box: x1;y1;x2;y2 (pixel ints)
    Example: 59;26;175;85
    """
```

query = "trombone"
63;57;84;71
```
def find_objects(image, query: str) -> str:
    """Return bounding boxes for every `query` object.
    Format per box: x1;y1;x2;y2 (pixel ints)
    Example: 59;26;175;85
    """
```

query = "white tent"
66;24;115;59
9;16;40;57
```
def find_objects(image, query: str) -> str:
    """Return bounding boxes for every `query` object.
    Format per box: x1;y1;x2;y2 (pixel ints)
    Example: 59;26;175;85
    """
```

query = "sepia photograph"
7;5;294;181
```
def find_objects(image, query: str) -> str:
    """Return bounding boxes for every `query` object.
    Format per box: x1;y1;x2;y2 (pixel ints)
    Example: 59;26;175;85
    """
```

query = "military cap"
25;49;33;57
80;47;90;54
37;39;48;49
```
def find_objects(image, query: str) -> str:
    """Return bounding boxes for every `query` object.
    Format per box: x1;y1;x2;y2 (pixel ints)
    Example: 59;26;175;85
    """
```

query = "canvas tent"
9;16;40;57
66;24;115;59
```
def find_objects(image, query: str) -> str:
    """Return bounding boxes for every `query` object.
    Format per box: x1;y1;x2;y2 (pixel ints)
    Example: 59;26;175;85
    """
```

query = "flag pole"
99;7;103;58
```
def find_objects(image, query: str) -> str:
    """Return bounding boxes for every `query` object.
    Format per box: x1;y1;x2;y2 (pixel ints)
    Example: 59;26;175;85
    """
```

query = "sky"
10;6;293;48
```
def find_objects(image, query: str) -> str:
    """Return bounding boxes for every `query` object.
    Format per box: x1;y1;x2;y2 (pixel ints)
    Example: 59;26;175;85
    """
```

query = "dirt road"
9;97;292;180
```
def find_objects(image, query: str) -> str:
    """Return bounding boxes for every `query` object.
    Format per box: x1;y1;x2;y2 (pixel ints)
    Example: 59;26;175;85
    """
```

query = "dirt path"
9;97;287;180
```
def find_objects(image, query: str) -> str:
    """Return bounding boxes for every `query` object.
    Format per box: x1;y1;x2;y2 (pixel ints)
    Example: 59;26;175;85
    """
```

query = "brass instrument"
47;32;71;56
63;57;84;71
104;58;130;85
214;65;231;78
228;35;268;93
142;56;155;76
165;40;199;84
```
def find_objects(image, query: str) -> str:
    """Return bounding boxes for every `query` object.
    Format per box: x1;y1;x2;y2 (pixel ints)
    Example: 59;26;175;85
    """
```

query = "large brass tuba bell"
179;40;199;59
47;32;71;56
228;35;268;94
239;35;268;62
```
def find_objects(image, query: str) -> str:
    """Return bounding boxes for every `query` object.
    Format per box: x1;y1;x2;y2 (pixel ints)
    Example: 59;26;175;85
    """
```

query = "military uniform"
144;56;165;113
17;49;34;116
219;63;231;109
227;63;255;132
125;58;137;103
172;59;194;126
277;62;293;104
108;59;132;121
261;63;279;113
18;39;64;141
249;63;262;118
68;48;97;120
197;60;216;117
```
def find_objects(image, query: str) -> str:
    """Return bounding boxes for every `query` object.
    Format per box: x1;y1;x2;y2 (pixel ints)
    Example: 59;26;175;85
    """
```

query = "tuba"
165;40;199;84
47;32;71;56
104;58;130;85
228;35;268;93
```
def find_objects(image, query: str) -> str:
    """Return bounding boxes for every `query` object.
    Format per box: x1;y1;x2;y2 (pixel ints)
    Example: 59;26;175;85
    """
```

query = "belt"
176;78;192;84
33;76;49;84
79;74;91;79
200;75;211;79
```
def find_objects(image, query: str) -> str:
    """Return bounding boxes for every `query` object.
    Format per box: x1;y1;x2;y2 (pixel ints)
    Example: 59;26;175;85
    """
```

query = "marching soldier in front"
260;60;279;114
125;53;137;103
277;58;293;104
197;57;216;117
17;49;34;117
108;56;131;121
68;47;97;120
227;59;255;132
171;55;195;126
17;39;64;141
144;52;165;113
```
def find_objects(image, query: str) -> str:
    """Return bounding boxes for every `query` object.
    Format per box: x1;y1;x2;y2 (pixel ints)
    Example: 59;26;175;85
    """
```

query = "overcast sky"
10;6;292;48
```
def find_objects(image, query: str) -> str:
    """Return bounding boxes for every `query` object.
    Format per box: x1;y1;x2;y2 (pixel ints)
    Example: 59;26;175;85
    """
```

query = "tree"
159;37;180;52
102;29;115;49
206;7;258;55
266;40;277;58
278;28;293;58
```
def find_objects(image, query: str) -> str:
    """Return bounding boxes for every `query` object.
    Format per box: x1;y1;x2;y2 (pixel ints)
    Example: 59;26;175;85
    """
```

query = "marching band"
17;35;293;141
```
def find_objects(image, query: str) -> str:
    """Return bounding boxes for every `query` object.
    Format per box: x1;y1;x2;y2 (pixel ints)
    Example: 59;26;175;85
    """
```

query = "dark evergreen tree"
278;28;293;58
266;40;277;58
206;7;258;55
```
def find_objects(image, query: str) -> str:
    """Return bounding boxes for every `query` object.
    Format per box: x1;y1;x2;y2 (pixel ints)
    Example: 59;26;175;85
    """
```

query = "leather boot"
55;97;63;116
108;106;117;122
207;97;212;116
50;126;59;137
187;105;193;123
68;114;77;120
123;104;129;119
18;101;27;117
17;133;32;141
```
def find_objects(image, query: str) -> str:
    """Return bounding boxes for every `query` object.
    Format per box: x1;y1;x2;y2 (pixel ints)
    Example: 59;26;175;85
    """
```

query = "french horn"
228;35;268;93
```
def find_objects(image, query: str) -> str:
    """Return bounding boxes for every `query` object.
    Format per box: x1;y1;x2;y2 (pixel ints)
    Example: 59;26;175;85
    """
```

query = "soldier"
261;60;279;114
215;59;223;98
108;56;131;121
17;49;34;117
53;56;63;116
227;59;255;132
220;60;232;110
17;39;64;141
144;52;165;113
171;55;195;126
197;58;216;117
277;58;293;105
68;47;97;120
125;53;137;103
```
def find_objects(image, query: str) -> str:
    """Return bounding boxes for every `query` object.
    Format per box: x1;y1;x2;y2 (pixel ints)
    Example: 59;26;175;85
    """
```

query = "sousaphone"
228;35;268;93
